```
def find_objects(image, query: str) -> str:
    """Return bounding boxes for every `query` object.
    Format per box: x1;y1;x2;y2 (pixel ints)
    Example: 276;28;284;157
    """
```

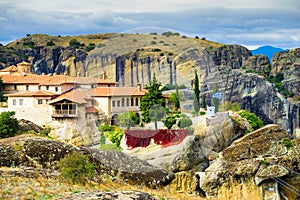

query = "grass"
0;168;205;200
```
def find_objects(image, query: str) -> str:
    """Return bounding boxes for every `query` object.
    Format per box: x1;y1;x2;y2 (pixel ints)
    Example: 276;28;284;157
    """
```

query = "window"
112;101;115;107
38;99;43;104
46;86;49;90
126;98;129;106
131;98;134;106
121;98;124;107
19;99;23;106
26;85;29;91
135;97;139;106
13;99;16;106
117;100;120;107
14;85;17;90
55;87;58;92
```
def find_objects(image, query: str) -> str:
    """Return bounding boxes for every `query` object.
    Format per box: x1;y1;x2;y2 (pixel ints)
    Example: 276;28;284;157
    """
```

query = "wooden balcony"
52;109;78;118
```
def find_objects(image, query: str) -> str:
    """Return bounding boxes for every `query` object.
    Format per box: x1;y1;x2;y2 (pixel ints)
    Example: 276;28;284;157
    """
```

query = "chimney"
137;83;142;91
102;71;107;80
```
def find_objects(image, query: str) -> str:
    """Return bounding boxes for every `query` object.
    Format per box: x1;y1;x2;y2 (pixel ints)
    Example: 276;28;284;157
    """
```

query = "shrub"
151;41;157;45
69;39;80;48
39;126;51;136
100;125;124;147
58;153;96;184
46;41;55;46
178;116;192;128
239;110;264;130
152;48;161;52
162;114;177;129
0;111;19;138
282;138;293;149
188;127;194;135
199;111;206;116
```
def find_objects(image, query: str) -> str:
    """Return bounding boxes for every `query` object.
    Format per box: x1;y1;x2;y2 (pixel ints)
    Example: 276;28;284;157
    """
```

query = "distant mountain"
251;45;288;61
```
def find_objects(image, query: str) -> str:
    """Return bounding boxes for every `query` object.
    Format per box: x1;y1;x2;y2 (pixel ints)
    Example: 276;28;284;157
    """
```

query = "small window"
26;85;29;91
117;100;120;107
121;98;124;107
38;99;43;104
126;98;129;106
46;86;49;90
19;99;23;106
135;97;139;106
131;98;134;106
14;85;17;90
13;99;16;105
55;87;58;92
112;101;115;107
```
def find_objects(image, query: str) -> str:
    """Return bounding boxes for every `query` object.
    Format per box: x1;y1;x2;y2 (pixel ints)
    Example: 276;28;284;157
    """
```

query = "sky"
0;0;299;49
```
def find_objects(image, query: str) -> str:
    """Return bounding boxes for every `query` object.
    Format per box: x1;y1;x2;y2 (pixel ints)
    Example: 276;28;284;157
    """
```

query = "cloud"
0;0;299;48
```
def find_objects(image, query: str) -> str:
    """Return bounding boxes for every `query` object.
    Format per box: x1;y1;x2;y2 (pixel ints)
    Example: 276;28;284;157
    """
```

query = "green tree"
175;84;181;110
162;114;177;129
118;111;140;129
212;82;219;111
239;110;264;130
201;93;206;109
149;104;166;130
140;74;166;125
0;111;19;138
193;70;200;113
99;125;124;147
178;115;193;128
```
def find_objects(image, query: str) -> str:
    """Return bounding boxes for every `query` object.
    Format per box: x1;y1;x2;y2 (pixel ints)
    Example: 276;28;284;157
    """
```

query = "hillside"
0;33;299;134
251;45;287;61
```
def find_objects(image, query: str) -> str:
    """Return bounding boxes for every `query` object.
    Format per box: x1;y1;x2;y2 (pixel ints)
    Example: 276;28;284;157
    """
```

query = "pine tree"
140;73;166;128
193;70;200;113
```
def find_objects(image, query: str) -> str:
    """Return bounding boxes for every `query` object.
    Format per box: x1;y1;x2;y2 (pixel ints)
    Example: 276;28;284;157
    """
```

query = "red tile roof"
48;88;91;104
4;90;57;97
0;65;18;72
0;74;115;86
86;106;98;113
89;87;147;97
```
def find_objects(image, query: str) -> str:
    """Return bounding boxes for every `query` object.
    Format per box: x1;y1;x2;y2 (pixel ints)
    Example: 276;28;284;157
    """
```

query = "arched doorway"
110;114;119;126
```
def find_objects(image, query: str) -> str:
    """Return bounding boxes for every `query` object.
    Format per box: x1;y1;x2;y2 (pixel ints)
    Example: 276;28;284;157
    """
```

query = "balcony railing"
52;109;78;118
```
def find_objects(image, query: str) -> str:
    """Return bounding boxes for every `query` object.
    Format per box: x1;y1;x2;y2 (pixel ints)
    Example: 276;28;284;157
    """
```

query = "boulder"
0;144;21;167
81;147;174;188
200;124;294;196
18;119;42;133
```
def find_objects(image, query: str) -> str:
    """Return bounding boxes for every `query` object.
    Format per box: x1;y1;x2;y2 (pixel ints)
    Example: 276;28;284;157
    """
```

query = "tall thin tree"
193;70;200;113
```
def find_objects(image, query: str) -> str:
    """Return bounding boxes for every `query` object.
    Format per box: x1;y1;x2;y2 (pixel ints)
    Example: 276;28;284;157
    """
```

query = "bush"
100;125;124;147
199;111;206;116
282;138;293;149
178;116;192;128
239;110;264;130
0;111;19;138
46;41;55;46
58;153;96;184
151;41;157;45
39;126;51;136
162;114;177;129
69;39;81;48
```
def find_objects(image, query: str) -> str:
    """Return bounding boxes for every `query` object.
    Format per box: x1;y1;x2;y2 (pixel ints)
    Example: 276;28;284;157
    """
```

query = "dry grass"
0;173;205;200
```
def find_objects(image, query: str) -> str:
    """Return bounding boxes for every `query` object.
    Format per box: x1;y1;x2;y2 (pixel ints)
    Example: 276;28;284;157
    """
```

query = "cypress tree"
193;70;200;113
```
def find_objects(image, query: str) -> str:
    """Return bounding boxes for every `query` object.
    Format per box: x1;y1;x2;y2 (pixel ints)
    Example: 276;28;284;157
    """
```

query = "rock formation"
200;124;300;199
0;136;173;188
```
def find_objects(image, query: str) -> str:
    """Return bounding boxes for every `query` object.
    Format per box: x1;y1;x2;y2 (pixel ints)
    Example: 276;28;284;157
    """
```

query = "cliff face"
1;34;299;132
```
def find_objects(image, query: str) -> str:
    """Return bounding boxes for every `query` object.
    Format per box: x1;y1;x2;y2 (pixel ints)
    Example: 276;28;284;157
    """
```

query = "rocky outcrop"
199;124;299;198
18;119;42;133
244;54;270;71
81;147;173;188
0;136;173;188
